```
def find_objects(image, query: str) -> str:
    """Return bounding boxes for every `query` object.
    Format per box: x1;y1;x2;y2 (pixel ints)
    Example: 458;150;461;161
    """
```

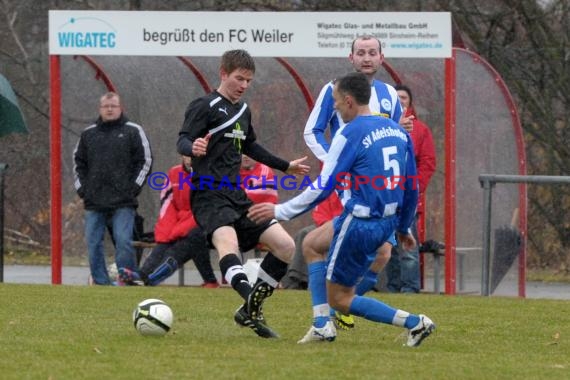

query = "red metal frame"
49;55;62;284
273;58;403;114
445;53;457;294
454;48;527;297
73;55;117;92
55;53;525;298
177;57;213;93
382;60;402;84
275;57;315;110
417;199;427;289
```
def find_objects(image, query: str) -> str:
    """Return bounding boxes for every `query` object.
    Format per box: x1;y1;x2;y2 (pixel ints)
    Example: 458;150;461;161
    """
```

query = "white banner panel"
49;11;451;58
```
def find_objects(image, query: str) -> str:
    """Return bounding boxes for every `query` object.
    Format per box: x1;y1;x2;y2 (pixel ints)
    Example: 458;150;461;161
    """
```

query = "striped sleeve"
276;132;354;221
303;82;335;161
386;84;403;122
127;121;153;186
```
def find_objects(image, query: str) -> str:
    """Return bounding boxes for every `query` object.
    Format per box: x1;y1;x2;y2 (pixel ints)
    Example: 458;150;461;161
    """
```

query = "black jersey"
178;91;288;187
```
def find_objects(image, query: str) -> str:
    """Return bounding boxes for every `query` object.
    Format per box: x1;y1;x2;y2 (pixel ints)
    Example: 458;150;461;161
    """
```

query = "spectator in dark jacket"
74;92;152;285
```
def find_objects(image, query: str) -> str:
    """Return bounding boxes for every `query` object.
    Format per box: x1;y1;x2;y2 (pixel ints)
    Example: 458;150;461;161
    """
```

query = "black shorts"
191;188;276;252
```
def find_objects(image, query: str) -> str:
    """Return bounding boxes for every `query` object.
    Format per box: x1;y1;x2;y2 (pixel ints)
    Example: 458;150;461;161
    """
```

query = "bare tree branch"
0;0;36;84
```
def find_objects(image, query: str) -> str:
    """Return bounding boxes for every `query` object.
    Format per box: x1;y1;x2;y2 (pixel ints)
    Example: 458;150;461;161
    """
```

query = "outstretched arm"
250;132;356;223
244;142;309;175
248;202;276;224
285;156;310;176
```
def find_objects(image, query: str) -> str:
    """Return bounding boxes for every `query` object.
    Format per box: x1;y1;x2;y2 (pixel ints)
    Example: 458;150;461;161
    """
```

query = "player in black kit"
177;49;309;338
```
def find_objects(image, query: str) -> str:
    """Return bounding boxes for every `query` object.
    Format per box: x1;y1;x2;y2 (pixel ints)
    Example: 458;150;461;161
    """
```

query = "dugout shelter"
48;11;526;296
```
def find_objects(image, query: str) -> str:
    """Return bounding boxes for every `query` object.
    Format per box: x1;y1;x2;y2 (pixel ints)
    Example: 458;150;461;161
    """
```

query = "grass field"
1;284;569;380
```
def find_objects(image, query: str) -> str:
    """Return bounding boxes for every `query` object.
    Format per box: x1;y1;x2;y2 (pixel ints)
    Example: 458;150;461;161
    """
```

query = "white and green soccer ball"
133;299;173;336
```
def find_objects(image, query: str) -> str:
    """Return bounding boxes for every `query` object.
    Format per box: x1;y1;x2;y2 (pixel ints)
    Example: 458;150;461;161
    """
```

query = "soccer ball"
133;299;173;336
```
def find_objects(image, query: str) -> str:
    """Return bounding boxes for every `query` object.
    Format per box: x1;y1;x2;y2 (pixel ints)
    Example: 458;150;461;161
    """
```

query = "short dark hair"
394;84;413;106
100;92;120;103
351;35;382;54
220;49;256;74
335;72;370;105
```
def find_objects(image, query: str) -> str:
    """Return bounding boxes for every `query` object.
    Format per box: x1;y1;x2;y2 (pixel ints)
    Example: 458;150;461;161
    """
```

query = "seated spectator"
119;156;219;287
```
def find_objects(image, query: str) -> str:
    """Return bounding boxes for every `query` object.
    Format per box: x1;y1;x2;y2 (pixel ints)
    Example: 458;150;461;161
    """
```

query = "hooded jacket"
73;114;152;211
153;164;198;243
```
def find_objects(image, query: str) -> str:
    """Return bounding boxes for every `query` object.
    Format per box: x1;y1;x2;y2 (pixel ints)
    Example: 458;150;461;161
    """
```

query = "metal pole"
433;255;440;294
50;54;62;284
444;53;457;295
480;178;494;296
0;163;8;283
478;174;570;298
178;263;185;286
479;174;570;184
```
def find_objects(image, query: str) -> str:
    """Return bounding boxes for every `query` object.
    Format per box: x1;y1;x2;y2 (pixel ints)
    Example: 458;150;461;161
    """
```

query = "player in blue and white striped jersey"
249;73;435;346
303;41;402;161
302;36;408;329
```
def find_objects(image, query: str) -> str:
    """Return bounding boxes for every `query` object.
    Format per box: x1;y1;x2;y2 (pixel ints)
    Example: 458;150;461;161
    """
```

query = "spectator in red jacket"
239;154;278;204
311;190;343;227
120;156;219;287
385;84;436;293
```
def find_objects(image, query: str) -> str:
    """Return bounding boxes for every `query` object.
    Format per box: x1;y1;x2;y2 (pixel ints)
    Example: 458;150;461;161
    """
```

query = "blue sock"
308;261;329;328
147;257;178;286
356;269;378;296
349;296;420;328
349;295;396;324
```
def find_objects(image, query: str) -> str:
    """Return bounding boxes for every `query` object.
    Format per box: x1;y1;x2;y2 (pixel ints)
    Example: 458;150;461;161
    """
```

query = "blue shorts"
326;213;398;287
